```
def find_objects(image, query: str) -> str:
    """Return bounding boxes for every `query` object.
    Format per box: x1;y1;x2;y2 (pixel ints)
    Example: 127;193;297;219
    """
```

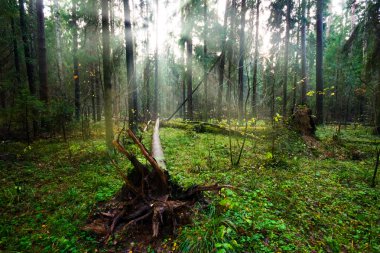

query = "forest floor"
0;120;379;252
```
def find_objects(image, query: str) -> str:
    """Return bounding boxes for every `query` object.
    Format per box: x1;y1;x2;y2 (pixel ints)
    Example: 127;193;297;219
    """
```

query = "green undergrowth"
0;138;125;252
0;122;379;252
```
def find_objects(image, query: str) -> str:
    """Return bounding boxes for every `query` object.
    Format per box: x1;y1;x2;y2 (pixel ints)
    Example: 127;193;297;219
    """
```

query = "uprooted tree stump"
290;106;316;136
83;118;231;245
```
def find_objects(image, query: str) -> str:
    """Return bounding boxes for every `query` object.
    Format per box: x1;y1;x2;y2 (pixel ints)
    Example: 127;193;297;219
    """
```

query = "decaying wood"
85;117;234;243
161;120;261;140
143;120;152;132
152;118;166;170
290;106;316;136
126;128;167;188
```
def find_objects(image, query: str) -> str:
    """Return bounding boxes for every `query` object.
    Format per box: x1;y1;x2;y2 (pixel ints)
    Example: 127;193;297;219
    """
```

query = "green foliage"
0;138;121;252
0;123;379;252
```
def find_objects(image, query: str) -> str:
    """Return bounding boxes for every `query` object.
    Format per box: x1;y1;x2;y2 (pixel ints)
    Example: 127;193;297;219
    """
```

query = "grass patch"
0;122;379;252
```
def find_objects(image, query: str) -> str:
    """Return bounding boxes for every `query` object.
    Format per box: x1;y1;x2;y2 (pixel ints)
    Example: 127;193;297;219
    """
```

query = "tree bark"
102;0;114;149
143;1;151;120
186;37;193;120
217;0;229;120
19;0;36;96
73;2;80;121
316;0;324;124
226;0;236;112
91;65;96;122
203;0;208;121
124;0;138;132
282;0;291;117
238;0;246;120
300;0;308;105
252;0;260;118
291;0;300;113
96;66;102;122
36;0;48;104
53;0;63;90
154;0;159;119
11;17;21;87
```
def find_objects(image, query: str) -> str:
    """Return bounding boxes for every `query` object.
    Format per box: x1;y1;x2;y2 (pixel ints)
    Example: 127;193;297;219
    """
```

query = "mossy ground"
0;121;379;252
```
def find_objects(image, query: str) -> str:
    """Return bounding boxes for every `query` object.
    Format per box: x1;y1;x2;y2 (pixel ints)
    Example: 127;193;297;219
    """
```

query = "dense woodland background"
0;0;380;252
0;0;379;143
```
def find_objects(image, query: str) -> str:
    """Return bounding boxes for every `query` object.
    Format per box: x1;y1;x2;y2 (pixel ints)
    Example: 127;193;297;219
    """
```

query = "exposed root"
84;118;233;247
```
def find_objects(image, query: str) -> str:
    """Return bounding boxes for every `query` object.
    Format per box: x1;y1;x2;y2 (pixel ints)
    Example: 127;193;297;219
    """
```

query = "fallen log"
161;120;261;140
84;118;233;245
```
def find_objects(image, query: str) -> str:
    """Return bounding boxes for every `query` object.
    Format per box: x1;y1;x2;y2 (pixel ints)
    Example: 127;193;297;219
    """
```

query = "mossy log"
161;120;260;140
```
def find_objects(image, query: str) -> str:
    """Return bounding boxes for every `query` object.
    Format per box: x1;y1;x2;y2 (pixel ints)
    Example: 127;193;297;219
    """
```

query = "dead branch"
127;129;168;188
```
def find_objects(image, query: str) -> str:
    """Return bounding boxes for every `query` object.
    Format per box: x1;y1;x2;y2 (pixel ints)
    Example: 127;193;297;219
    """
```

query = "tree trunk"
203;0;208;121
96;66;102;122
91;65;96;122
102;0;114;149
180;0;185;119
217;0;229;120
292;0;300;113
316;0;324;124
11;17;21;87
19;0;36;96
186;37;193;120
184;1;194;121
375;66;380;134
238;0;246;121
282;0;291;117
226;0;236;113
154;0;159;119
36;0;48;131
36;0;48;104
124;0;138;132
144;1;151;121
53;0;63;90
73;2;80;121
300;0;308;105
251;0;260;118
144;59;151;120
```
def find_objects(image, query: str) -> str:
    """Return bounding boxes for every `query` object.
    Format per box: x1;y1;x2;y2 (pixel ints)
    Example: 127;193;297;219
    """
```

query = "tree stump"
290;106;316;136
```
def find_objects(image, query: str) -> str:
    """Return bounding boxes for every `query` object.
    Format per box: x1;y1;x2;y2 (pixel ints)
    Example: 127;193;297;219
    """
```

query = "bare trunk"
53;0;63;90
36;0;48;104
251;0;260;118
300;0;308;105
282;0;291;117
36;0;48;131
11;17;21;87
154;0;159;119
19;0;36;95
292;0;300;113
144;2;151;120
217;0;229;120
186;37;193;120
91;65;96;122
124;0;138;132
316;0;324;124
96;66;102;121
73;2;80;121
203;0;208;121
238;0;246;121
102;0;114;149
226;0;236;114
